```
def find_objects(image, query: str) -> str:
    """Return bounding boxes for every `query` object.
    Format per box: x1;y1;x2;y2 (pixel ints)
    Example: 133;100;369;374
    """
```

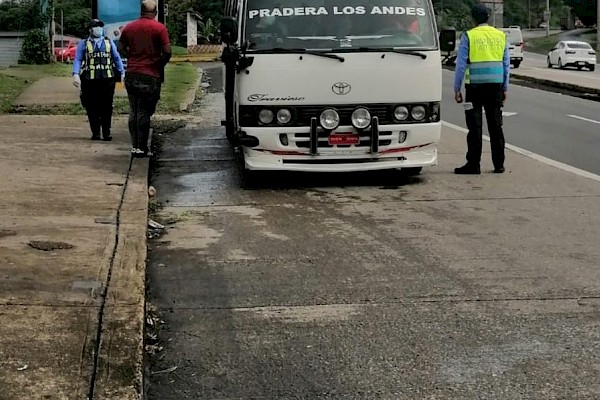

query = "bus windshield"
244;0;437;51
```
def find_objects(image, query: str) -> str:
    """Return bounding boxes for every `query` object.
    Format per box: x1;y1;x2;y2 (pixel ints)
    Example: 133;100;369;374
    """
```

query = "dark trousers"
464;83;505;169
124;73;161;152
80;78;116;137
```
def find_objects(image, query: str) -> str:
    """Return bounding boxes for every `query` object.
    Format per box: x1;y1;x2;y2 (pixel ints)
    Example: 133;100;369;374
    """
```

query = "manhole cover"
28;241;74;251
0;230;17;238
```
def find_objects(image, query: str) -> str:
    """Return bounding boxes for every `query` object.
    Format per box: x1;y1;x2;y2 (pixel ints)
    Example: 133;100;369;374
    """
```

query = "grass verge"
172;45;188;56
156;62;197;114
525;33;562;55
1;62;197;115
0;74;27;114
525;30;598;56
0;63;72;113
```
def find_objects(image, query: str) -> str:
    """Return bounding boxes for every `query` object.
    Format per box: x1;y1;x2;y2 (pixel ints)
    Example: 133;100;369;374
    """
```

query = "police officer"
453;4;510;174
72;19;125;141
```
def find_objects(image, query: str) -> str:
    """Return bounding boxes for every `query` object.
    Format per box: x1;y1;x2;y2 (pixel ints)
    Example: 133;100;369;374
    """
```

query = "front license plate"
328;133;360;146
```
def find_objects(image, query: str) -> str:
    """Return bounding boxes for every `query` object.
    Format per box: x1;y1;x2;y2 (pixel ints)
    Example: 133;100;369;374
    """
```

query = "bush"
19;29;51;65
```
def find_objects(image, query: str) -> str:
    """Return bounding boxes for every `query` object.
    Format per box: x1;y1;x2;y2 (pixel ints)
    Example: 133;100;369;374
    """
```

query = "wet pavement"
145;65;600;399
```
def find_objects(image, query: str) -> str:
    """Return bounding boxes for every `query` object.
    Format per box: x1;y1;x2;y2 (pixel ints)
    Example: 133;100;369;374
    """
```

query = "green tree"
566;0;596;26
51;0;91;38
0;0;46;31
19;28;51;64
433;0;477;31
164;0;222;46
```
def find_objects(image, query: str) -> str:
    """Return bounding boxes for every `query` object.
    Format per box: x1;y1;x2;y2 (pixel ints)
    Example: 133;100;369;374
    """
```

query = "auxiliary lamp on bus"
319;109;340;130
351;107;371;129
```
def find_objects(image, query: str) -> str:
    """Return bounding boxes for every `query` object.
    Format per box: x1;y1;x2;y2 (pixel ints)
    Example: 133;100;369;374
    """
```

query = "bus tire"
401;167;422;176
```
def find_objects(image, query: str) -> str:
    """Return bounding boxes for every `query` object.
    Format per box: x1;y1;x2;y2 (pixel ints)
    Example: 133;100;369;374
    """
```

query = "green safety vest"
465;26;506;85
81;38;114;80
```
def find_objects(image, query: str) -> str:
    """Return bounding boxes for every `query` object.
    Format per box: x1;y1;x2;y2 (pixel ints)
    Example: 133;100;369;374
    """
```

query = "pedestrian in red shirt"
118;0;172;157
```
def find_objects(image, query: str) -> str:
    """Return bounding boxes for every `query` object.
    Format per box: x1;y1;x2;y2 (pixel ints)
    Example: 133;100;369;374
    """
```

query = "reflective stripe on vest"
82;39;114;80
465;26;505;85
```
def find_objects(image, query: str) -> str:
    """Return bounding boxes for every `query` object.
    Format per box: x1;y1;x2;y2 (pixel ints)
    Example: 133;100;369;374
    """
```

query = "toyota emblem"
332;82;351;95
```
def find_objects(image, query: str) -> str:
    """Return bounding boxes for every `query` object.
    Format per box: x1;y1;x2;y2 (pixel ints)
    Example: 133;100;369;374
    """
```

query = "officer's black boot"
454;163;481;175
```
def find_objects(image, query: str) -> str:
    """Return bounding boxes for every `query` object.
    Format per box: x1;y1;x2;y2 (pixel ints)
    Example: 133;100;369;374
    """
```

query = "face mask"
91;27;104;37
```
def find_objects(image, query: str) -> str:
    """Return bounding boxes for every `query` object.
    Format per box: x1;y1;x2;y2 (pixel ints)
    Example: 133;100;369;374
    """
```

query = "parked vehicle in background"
53;39;80;63
500;27;523;68
547;41;596;71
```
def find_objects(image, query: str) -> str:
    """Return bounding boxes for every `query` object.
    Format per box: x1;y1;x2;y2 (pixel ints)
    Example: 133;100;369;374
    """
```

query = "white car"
547;40;596;71
500;27;524;68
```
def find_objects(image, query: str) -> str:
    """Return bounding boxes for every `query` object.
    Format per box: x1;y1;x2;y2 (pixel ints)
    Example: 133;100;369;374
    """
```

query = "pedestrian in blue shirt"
453;4;510;174
72;19;125;141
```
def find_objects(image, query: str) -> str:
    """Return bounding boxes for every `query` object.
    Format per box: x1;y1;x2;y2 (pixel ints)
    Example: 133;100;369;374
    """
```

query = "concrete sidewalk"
0;115;148;399
14;77;127;106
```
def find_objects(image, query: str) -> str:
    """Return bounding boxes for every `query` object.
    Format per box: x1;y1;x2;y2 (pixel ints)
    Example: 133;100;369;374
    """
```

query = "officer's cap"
471;4;490;24
88;19;105;29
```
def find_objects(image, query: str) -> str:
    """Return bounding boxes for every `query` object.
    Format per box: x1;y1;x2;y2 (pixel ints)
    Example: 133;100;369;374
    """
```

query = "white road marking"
567;114;600;125
442;121;600;183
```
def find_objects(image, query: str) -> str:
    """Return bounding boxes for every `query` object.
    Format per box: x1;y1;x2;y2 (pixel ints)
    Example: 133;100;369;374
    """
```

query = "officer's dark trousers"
124;73;161;153
464;83;505;169
80;78;116;138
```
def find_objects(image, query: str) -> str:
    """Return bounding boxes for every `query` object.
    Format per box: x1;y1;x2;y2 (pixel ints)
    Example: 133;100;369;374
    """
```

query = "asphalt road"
442;68;600;175
145;64;600;399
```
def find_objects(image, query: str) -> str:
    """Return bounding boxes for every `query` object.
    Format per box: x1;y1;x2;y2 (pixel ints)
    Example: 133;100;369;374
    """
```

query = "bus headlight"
351;107;371;129
258;109;274;124
277;109;292;125
319;109;340;130
411;105;426;121
394;106;409;121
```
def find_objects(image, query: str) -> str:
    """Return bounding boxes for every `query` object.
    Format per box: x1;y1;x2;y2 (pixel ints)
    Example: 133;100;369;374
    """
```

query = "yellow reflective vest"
465;25;506;85
81;39;114;80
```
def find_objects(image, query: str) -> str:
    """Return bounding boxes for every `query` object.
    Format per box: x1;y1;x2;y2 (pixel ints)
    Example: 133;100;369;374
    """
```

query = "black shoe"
454;164;481;175
494;166;505;173
91;135;101;140
102;135;112;141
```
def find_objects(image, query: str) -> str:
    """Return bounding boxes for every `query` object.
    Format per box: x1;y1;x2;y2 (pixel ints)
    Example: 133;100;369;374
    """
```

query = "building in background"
0;32;26;67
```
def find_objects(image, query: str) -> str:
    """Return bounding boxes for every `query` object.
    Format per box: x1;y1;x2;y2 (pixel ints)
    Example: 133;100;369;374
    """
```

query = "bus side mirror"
221;17;238;45
439;28;456;53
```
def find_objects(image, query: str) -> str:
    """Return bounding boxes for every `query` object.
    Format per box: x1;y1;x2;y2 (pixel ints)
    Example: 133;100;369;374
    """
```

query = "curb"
91;147;150;399
179;67;203;112
443;64;600;96
510;72;600;95
170;54;220;63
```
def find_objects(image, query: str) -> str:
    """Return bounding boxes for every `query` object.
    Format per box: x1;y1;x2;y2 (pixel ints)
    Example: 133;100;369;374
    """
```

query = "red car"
53;40;79;63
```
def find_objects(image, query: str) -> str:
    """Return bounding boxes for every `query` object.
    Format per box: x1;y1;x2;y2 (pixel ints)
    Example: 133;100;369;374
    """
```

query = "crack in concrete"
87;155;133;400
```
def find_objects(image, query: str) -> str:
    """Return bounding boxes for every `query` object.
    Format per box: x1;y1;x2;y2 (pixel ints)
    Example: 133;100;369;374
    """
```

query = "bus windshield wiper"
266;47;345;62
358;47;427;59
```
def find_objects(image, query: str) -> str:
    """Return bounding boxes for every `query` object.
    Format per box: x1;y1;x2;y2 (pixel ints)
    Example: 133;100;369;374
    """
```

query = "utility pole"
528;0;531;29
60;9;64;57
51;7;56;61
597;0;600;51
545;0;550;37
